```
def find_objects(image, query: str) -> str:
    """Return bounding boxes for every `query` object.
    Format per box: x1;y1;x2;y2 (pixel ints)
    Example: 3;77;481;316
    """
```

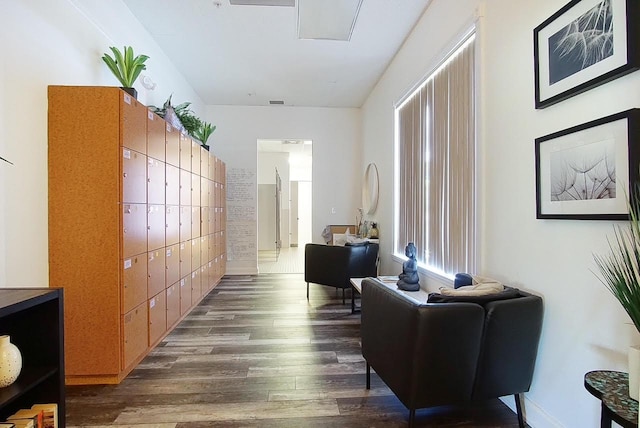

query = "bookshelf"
0;289;64;427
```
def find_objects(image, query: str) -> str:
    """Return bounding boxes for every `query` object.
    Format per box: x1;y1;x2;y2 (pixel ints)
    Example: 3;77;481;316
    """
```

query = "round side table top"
585;370;638;427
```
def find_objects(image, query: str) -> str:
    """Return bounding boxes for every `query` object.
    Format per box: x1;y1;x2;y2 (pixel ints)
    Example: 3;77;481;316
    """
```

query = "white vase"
0;335;22;387
629;345;640;400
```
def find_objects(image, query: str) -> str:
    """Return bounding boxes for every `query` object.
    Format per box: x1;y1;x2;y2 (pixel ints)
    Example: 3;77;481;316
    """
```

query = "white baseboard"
500;395;564;428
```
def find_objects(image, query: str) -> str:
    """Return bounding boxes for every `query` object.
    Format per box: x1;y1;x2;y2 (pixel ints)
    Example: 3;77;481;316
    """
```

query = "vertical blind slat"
396;35;475;275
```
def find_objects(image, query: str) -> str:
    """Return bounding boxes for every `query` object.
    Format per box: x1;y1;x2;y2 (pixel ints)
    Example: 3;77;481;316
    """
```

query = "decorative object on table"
594;180;640;400
0;335;22;387
535;108;640;220
397;242;420;291
629;346;640;401
101;46;149;99
362;162;379;215
368;222;379;239
333;230;362;246
533;0;640;109
454;273;473;288
355;208;364;237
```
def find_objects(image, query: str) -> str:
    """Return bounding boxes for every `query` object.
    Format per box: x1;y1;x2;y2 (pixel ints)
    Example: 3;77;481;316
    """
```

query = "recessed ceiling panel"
297;0;362;41
230;0;295;6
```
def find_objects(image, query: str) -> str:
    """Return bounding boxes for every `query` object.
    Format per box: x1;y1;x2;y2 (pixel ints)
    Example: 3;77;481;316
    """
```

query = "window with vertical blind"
394;32;476;277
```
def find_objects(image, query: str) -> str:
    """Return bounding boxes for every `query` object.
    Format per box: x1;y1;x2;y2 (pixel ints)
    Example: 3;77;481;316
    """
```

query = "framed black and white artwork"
534;0;640;109
535;109;640;220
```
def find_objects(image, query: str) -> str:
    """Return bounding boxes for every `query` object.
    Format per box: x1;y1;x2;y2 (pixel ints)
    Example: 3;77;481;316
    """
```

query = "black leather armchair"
304;242;379;303
360;278;543;427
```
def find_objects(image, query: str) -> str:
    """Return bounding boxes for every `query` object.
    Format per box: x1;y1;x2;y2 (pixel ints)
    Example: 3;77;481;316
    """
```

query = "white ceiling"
121;0;431;108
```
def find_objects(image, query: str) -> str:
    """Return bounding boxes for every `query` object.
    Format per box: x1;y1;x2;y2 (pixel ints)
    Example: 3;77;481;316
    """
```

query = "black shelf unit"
0;288;64;427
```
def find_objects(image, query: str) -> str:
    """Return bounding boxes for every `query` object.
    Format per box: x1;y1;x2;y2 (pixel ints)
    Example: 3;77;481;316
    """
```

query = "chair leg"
342;288;346;304
306;282;309;300
514;393;525;428
409;409;415;428
366;362;371;390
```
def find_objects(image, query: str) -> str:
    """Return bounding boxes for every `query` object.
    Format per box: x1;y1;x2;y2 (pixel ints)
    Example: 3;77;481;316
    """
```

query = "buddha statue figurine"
397;242;420;291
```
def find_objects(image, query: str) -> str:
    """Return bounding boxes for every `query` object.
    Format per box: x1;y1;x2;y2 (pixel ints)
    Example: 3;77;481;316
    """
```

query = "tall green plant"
594;184;640;333
101;46;149;88
193;122;216;146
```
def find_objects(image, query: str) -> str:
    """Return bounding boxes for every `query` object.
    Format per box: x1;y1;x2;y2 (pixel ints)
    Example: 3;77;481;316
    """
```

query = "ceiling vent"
269;100;285;105
229;0;295;6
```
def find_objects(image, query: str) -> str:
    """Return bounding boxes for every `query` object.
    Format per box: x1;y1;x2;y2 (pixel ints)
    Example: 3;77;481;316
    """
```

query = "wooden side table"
350;278;363;314
584;370;638;428
350;276;429;314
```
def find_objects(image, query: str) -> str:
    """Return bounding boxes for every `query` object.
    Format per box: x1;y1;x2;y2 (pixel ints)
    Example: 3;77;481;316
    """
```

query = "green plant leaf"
111;46;127;85
594;182;640;333
193;121;216;145
101;46;149;88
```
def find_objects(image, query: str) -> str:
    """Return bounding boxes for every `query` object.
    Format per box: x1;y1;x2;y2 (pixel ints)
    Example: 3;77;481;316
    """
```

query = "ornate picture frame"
535;109;640;220
533;0;640;109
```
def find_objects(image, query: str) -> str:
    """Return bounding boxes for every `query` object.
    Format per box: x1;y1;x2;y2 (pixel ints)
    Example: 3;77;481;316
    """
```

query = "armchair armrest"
472;292;544;399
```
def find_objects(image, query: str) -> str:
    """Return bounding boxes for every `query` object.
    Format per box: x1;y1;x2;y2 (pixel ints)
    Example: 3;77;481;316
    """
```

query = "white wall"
362;0;640;426
205;105;361;275
482;1;640;426
0;0;203;288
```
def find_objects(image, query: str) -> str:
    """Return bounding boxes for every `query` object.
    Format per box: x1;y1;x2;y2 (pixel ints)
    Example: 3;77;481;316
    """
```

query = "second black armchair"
304;242;379;303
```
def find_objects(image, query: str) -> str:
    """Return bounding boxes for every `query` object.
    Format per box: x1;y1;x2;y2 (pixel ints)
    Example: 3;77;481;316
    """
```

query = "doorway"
257;139;312;273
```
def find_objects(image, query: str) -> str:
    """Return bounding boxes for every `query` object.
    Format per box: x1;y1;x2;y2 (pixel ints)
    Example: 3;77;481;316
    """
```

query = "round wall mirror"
362;162;379;215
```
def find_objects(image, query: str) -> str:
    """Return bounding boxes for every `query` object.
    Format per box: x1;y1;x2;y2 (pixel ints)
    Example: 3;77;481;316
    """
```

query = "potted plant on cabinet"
193;121;216;150
101;46;149;99
594;183;640;400
150;95;216;149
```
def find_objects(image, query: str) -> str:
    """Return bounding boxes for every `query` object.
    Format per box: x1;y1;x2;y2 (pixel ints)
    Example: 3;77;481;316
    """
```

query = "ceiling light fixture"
297;0;363;41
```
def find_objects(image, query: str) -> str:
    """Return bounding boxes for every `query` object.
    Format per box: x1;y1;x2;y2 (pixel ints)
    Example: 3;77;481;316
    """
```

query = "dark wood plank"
66;273;528;427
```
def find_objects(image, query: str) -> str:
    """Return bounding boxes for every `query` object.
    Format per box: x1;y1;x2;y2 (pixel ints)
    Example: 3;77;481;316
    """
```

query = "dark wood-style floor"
66;274;528;427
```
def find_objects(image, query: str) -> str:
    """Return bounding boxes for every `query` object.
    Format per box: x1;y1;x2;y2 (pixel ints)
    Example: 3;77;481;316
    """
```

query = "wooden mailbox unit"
48;86;226;384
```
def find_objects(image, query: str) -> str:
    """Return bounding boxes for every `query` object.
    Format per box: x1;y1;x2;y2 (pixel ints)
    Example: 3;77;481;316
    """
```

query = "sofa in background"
304;242;379;303
360;277;543;427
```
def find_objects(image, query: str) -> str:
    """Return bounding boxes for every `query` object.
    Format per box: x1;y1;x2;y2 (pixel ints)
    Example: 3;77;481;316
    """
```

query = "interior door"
290;181;299;247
